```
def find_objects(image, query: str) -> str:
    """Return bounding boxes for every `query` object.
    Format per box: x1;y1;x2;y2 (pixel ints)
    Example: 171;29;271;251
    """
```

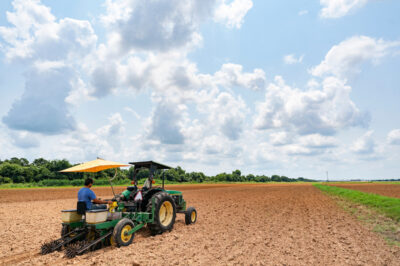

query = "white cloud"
124;107;141;120
254;76;369;135
148;100;186;145
0;0;98;135
9;130;40;148
101;0;217;53
214;0;253;29
0;0;55;60
387;129;400;145
311;36;400;79
283;54;304;65
299;134;338;148
2;66;77;134
213;63;266;90
298;10;308;16
320;0;369;18
269;131;292;146
284;145;316;156
205;92;248;140
97;113;126;153
351;130;375;154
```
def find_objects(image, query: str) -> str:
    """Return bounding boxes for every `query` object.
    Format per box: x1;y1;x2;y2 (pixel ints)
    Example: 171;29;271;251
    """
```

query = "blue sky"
0;0;399;180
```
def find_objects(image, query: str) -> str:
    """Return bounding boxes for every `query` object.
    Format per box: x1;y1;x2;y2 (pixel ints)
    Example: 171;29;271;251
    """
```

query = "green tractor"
41;160;197;258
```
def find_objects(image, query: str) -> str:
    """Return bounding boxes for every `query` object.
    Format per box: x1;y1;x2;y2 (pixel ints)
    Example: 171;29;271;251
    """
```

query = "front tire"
146;192;176;235
185;207;197;225
113;218;135;247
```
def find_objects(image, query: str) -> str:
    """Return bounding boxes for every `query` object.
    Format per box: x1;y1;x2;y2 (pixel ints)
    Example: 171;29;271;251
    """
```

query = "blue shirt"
78;187;96;210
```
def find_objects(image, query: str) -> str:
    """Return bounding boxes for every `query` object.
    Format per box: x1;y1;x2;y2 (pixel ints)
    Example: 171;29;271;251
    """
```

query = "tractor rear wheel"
113;218;135;247
146;192;176;235
185;207;197;225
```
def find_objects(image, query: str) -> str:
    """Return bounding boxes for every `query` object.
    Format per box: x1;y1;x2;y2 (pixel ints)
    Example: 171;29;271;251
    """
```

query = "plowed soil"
0;184;399;265
330;183;400;198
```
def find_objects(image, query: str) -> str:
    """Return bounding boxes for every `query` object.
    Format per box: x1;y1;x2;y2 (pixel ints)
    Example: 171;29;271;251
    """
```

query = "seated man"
78;178;111;210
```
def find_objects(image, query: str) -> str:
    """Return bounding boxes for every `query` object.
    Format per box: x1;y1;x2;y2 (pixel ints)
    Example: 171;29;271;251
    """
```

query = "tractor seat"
77;201;87;215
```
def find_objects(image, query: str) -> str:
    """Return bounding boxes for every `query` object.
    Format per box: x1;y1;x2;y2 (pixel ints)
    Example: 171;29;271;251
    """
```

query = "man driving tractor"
78;178;112;210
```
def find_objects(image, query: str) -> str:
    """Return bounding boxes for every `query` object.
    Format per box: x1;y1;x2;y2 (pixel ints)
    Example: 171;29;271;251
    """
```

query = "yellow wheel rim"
121;225;132;243
159;201;173;226
109;235;115;246
191;211;196;222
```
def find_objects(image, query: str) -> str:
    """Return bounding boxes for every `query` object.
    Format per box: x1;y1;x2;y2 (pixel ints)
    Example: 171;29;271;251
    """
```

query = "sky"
0;0;399;180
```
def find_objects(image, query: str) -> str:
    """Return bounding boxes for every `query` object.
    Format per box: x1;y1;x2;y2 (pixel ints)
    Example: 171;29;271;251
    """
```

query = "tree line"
0;157;315;186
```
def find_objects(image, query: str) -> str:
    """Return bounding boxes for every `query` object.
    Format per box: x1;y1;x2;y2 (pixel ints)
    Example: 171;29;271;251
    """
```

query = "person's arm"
93;198;112;204
89;190;111;205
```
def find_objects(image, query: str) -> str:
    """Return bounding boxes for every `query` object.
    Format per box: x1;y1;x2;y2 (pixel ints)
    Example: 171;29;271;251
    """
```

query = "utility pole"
326;171;329;182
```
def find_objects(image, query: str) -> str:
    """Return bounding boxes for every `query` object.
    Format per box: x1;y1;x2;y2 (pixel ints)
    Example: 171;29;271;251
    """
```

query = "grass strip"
314;184;400;222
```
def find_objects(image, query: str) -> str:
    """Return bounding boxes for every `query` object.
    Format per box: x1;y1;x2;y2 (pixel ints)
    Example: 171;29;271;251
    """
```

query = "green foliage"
314;184;400;222
0;157;316;187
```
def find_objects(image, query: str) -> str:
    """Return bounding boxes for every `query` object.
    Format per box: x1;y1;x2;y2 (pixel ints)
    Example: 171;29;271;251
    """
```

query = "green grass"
314;184;400;222
330;195;400;247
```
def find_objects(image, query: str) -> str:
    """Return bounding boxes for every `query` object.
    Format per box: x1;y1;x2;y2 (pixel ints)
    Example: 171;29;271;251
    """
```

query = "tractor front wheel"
146;192;176;235
185;207;197;225
113;218;135;247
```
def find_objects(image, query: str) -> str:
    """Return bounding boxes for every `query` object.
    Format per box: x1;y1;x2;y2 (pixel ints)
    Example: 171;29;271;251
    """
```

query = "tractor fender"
141;188;164;211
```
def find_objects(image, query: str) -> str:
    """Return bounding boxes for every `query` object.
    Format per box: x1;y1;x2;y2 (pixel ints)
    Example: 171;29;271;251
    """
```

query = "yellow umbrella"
60;158;130;173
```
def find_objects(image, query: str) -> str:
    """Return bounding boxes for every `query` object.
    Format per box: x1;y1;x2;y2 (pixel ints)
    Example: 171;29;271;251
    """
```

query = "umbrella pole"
109;169;117;197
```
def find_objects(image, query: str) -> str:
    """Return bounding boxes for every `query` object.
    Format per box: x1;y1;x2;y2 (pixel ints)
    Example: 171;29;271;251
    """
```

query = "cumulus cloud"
298;134;338;148
101;0;216;53
148;100;186;145
0;0;98;135
387;129;400;145
213;63;266;90
283;145;316;156
214;0;253;28
0;3;96;63
9;130;40;148
0;0;55;60
283;54;304;65
2;66;76;134
320;0;369;18
351;130;375;154
311;36;400;79
206;92;247;140
97;113;125;152
254;76;369;135
269;131;292;146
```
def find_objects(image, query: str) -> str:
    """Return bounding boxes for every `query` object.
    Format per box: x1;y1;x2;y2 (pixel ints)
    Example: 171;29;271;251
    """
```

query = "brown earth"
0;184;399;265
330;183;400;198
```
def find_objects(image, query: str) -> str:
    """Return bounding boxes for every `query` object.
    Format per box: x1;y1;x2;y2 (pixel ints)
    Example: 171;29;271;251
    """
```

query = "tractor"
41;160;197;258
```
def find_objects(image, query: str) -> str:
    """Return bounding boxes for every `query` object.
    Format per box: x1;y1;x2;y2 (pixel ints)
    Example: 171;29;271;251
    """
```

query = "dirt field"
0;184;399;265
330;183;400;198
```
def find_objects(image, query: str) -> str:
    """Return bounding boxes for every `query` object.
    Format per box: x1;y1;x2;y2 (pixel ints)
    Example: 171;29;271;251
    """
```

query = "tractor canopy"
129;161;172;170
129;161;172;188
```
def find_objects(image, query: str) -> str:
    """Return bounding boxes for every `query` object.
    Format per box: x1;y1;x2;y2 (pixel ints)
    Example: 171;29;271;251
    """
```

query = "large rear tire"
146;192;176;235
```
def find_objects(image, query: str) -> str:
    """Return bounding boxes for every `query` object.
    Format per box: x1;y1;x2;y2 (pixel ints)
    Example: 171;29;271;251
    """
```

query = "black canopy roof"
129;161;172;170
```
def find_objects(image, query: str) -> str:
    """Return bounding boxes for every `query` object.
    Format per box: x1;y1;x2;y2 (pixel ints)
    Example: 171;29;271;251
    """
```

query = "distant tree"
271;175;281;182
246;174;255;182
6;157;29;166
32;158;49;167
231;170;242;182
